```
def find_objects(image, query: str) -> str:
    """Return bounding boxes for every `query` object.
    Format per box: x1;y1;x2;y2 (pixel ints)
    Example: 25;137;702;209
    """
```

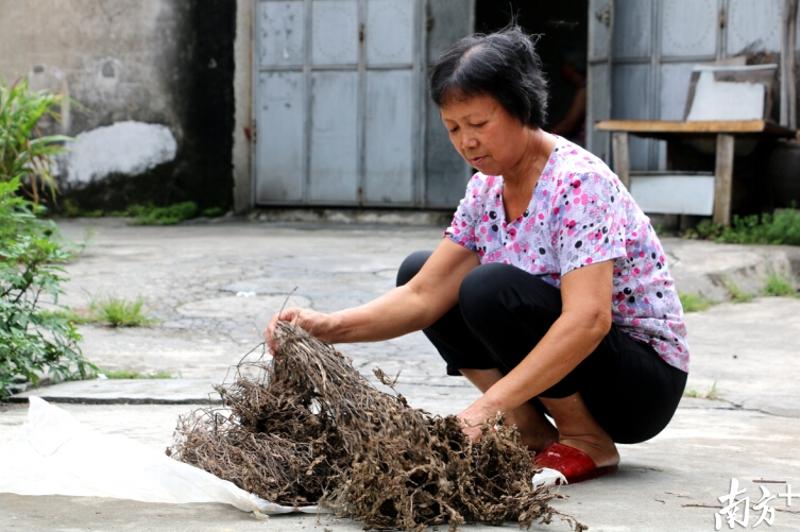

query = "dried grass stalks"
169;322;586;531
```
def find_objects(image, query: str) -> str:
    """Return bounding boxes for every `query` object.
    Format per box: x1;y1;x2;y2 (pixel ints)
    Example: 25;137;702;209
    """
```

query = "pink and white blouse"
444;137;689;372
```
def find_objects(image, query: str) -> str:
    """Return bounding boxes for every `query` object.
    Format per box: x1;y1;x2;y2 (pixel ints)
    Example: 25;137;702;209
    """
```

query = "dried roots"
169;322;586;531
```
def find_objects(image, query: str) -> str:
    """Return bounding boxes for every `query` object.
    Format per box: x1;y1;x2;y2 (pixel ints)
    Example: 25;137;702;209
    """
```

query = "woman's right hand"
264;307;337;354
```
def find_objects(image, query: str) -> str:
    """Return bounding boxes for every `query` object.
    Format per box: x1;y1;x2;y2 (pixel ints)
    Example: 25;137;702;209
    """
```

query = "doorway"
474;1;589;145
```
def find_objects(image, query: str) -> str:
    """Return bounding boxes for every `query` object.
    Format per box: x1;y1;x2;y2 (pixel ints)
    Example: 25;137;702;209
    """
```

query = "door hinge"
595;3;612;27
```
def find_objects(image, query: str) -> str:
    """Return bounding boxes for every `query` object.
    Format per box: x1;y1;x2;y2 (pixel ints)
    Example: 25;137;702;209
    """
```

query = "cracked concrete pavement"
2;218;799;531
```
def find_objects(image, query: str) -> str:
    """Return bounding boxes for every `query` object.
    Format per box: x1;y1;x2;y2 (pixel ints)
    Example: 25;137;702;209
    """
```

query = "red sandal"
532;442;618;487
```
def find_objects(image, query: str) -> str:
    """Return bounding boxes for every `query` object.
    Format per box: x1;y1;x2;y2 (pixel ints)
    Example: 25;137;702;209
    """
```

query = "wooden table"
595;120;796;225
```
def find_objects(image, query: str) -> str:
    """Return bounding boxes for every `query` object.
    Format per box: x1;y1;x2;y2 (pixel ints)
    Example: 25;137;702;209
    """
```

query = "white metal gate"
253;0;474;208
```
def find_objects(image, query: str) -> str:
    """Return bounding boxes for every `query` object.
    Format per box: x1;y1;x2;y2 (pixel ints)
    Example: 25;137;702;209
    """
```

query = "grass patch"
101;368;172;379
764;273;796;297
130;201;199;225
46;297;156;327
201;206;225;218
679;292;714;312
90;297;155;327
683;381;720;400
683;208;800;245
62;198;103;218
722;278;754;303
40;308;95;325
58;200;226;224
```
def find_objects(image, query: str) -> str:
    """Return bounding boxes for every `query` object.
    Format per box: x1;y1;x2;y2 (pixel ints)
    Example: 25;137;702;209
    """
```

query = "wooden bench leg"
611;132;630;189
713;134;734;226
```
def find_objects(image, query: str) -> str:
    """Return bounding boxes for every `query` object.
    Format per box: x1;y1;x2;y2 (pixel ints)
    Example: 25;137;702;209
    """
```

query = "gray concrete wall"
0;0;237;212
0;0;184;138
232;0;254;213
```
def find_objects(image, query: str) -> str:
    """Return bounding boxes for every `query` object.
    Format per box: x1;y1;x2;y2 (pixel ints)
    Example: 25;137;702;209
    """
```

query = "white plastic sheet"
0;397;320;515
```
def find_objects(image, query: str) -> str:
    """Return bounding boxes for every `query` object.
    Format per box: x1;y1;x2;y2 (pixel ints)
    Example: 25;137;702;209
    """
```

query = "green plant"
131;201;199;225
683;218;723;241
0;79;69;202
101;368;172;379
201;206;225;218
684;381;720;400
683;209;800;246
61;198;103;218
39;307;94;325
0;178;95;398
764;273;796;297
722;278;754;303
41;295;156;328
90;297;155;327
679;292;714;312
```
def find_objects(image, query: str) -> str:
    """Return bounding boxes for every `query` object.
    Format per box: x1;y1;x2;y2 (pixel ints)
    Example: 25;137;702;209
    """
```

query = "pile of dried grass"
169;323;586;531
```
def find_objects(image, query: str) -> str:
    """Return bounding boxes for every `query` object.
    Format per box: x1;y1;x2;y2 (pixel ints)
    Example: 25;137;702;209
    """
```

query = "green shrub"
764;274;796;297
0;179;95;398
683;209;800;246
0;79;69;202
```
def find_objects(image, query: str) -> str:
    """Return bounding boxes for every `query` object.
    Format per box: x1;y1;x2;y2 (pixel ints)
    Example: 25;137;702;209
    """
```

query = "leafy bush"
0;79;69;202
0;179;95;397
684;209;800;246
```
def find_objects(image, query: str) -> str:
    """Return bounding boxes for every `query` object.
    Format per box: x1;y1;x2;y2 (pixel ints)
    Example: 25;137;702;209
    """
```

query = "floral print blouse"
444;136;689;372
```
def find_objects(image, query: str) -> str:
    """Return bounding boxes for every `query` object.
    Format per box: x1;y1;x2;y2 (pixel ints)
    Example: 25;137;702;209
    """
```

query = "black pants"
396;251;687;444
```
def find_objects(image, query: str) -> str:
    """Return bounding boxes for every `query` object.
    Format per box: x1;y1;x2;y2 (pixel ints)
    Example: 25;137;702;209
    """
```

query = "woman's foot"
557;435;619;468
539;393;620;469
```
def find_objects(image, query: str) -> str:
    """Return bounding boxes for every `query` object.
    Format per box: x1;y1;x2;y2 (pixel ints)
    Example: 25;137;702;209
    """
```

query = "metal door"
423;0;475;208
586;0;614;162
254;0;423;206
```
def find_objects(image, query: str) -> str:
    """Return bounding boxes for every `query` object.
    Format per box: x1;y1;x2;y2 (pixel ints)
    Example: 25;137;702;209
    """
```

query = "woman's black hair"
429;25;549;129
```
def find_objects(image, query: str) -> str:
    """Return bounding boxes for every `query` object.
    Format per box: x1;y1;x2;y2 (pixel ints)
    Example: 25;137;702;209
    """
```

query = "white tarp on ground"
0;397;319;516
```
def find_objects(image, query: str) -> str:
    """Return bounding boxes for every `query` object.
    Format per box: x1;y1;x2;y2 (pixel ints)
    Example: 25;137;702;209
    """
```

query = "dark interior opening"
475;1;589;145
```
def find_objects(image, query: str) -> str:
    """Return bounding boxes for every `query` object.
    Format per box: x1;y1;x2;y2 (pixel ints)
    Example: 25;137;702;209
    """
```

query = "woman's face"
440;93;531;176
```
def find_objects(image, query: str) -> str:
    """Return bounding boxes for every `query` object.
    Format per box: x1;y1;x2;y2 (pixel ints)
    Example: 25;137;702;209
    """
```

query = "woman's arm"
459;260;614;426
265;238;479;347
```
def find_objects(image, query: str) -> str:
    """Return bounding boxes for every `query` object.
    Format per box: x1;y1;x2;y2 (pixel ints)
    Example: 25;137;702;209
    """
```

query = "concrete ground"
1;218;799;532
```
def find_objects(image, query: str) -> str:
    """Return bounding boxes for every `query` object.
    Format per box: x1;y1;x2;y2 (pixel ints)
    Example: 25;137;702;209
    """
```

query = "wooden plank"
713;134;735;226
595;119;795;136
611;132;630;189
